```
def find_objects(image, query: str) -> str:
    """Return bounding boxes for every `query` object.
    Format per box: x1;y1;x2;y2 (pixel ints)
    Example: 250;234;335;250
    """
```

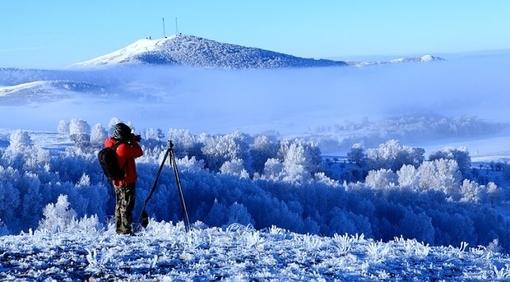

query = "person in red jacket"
104;122;143;235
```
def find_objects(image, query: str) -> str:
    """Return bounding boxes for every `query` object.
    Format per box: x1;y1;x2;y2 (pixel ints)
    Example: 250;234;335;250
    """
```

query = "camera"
132;134;142;142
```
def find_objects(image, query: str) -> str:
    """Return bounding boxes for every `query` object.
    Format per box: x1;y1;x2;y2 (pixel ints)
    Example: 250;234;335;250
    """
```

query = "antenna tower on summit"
175;17;179;35
162;17;167;38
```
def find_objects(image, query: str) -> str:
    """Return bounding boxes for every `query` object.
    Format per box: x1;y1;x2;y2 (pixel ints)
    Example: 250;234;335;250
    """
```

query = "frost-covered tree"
366;140;424;171
365;169;398;189
249;135;279;174
168;129;203;158
429;147;471;177
220;158;249;178
69;119;91;146
397;164;419;188
263;158;284;181
57;120;70;135
347;143;366;166
7;130;32;153
202;132;251;171
417;159;462;197
226;202;254;226
279;140;321;184
90;123;107;145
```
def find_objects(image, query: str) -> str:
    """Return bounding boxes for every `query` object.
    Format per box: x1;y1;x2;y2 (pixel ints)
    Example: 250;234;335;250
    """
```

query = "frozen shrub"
249;135;279;174
38;194;101;234
69;119;91;146
90;123;107;145
365;169;398;189
38;195;77;233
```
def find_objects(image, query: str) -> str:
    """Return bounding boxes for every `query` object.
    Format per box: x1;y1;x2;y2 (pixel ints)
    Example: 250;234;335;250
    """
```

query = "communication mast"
175;17;179;35
162;17;167;38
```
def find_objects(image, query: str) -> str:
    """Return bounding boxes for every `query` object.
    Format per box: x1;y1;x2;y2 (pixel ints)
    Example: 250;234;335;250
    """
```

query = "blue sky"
1;0;509;68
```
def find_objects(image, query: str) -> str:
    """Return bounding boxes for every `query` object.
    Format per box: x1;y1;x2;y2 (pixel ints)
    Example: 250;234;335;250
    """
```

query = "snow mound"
75;34;347;69
1;222;509;280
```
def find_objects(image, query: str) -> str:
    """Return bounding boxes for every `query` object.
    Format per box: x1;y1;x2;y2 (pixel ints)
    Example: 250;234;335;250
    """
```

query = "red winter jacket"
104;137;144;187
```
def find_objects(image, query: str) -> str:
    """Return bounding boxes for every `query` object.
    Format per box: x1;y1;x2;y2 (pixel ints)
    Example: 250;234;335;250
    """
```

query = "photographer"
103;122;143;235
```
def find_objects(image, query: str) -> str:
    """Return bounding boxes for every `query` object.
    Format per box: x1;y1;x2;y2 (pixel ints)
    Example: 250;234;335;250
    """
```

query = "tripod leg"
169;149;191;232
139;148;170;228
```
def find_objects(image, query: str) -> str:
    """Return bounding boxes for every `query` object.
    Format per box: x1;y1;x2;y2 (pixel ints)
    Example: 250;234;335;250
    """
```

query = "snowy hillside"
74;34;347;69
1;221;509;280
352;54;445;67
0;80;105;104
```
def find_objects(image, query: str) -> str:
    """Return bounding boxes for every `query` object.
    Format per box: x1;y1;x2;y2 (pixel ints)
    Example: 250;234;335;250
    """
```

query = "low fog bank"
1;55;509;143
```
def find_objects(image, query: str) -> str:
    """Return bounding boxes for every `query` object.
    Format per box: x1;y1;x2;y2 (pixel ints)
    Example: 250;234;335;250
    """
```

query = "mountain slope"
75;34;347;69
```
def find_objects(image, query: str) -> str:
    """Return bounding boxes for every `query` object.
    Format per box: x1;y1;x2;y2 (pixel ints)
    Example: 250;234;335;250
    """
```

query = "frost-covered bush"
429;147;471;177
38;195;100;233
366;140;424;171
69;119;91;146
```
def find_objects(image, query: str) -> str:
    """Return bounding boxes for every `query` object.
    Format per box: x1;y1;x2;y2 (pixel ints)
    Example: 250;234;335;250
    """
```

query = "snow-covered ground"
1;221;509;281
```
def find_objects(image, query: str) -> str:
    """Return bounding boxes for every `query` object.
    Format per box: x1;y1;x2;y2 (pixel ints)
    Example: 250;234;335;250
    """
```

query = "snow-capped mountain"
75;34;347;69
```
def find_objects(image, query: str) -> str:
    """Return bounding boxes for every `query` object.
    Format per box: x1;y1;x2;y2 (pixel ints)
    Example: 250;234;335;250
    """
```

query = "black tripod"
139;140;191;232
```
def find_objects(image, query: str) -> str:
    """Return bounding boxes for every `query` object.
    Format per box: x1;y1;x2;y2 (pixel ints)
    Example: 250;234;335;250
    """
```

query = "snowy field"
2;220;510;280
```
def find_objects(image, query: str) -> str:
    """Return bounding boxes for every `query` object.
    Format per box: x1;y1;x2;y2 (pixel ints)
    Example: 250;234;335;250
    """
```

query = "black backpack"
98;142;126;180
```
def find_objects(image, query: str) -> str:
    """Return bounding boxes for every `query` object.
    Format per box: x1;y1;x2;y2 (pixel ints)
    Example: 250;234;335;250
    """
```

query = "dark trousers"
114;184;136;234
